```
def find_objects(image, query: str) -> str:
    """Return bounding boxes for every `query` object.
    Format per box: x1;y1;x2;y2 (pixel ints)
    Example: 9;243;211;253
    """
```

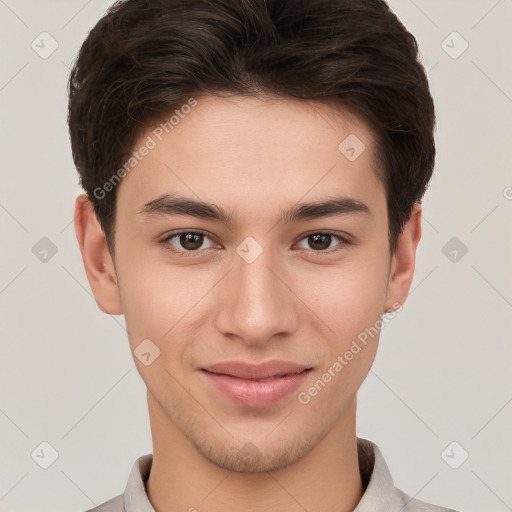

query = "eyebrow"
137;193;371;225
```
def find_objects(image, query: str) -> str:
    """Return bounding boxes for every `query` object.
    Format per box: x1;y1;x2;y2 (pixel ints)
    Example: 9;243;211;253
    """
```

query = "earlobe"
73;194;123;315
384;203;422;312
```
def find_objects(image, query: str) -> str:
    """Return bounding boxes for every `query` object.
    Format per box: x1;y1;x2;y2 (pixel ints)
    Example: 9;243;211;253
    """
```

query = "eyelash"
160;230;352;257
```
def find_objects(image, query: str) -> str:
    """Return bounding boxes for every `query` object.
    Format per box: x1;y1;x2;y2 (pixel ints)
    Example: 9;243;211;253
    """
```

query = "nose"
214;246;300;347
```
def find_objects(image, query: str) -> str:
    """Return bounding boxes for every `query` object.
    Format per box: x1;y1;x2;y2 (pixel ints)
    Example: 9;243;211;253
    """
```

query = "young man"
68;0;458;511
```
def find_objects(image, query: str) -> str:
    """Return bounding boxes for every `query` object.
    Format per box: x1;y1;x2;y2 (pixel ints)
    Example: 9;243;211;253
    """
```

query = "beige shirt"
84;437;459;512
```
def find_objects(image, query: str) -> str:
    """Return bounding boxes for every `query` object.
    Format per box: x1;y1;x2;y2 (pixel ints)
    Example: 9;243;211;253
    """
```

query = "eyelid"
294;229;353;244
161;229;216;241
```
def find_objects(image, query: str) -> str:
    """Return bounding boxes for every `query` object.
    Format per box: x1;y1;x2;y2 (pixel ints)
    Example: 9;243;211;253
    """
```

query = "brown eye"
296;232;350;252
179;233;204;251
307;233;333;251
163;231;215;253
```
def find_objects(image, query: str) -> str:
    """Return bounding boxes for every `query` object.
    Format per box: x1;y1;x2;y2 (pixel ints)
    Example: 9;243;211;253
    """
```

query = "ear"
73;193;123;315
384;202;422;313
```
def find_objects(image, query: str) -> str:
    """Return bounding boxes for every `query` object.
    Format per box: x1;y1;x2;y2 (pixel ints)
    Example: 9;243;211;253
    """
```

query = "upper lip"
202;360;312;380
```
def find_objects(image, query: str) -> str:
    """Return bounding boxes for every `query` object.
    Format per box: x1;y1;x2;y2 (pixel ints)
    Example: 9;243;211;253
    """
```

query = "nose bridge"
215;243;298;344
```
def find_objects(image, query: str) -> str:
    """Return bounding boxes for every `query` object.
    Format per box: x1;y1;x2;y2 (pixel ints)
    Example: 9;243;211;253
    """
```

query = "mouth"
200;361;313;408
202;368;312;380
201;359;313;380
215;372;309;381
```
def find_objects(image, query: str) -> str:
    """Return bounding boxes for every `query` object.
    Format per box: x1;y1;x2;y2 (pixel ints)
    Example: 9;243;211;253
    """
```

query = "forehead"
116;94;386;222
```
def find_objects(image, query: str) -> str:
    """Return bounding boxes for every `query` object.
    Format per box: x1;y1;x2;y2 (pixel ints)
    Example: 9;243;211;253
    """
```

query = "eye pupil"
309;233;331;251
180;233;203;251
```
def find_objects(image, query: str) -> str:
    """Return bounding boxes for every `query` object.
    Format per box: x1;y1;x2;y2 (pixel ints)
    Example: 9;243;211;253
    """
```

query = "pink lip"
203;360;311;379
201;360;312;408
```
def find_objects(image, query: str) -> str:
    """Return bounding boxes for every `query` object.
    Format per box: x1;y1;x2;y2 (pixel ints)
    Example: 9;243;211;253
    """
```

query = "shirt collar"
123;437;404;512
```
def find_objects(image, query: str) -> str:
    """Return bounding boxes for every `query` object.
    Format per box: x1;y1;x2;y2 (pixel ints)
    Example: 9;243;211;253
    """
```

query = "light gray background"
0;1;511;511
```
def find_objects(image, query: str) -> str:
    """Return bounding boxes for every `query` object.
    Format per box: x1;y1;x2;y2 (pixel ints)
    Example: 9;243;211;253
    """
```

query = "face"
75;94;420;473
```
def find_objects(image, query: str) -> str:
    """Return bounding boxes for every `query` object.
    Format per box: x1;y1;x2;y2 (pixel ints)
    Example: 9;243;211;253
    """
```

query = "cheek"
117;255;215;356
295;261;388;409
115;253;171;347
117;265;194;395
298;255;389;346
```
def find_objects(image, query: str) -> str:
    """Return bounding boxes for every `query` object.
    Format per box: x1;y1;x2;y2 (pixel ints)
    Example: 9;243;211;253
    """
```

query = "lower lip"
202;369;311;408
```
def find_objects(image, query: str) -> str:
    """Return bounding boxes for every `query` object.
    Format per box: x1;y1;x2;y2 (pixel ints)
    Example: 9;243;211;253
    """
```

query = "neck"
145;394;364;512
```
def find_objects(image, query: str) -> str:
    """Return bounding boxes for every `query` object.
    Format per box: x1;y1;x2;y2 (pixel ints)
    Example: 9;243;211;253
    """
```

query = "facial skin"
74;94;421;512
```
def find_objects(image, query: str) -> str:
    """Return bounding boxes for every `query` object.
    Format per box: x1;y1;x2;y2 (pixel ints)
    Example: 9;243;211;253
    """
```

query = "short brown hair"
67;0;436;258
